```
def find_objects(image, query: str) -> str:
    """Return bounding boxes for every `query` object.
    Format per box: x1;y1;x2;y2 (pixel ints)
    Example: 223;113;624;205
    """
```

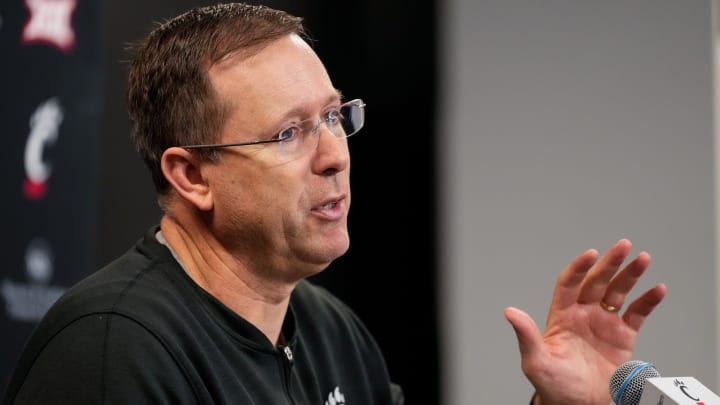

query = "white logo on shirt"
324;386;345;405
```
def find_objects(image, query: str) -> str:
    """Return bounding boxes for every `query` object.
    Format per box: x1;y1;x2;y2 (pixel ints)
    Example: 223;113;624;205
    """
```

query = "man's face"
203;34;351;280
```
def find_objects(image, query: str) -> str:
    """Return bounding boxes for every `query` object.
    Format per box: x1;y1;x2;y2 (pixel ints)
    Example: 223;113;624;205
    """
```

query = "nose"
311;123;350;175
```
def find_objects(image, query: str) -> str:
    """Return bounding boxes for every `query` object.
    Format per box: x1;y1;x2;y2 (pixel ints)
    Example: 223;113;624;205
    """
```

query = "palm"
505;240;666;405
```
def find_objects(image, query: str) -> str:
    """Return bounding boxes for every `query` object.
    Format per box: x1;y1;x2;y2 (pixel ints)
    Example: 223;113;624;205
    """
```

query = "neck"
159;215;296;345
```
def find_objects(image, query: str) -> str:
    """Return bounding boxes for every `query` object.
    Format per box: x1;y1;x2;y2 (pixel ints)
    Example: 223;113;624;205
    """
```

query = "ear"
161;147;214;211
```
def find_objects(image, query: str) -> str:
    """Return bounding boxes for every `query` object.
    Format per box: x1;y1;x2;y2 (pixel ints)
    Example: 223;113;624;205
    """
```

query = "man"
1;3;665;404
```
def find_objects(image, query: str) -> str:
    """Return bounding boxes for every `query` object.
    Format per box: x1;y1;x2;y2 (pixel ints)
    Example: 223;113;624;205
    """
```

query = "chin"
319;241;350;264
304;238;350;269
329;234;350;258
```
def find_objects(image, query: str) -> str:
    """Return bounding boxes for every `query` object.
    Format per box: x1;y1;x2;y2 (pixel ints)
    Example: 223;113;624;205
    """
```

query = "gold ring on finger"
600;300;620;313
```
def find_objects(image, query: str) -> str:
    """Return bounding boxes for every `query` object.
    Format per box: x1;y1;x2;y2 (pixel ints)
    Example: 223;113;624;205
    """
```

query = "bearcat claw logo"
674;379;706;405
24;98;63;200
22;0;77;52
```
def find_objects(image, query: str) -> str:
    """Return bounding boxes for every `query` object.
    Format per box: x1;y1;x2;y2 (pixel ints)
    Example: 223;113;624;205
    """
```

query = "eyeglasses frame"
179;99;366;151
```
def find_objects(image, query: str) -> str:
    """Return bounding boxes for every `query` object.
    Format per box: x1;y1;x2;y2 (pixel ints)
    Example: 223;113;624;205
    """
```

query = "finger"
621;284;667;331
550;248;599;311
600;251;651;311
577;239;633;304
504;307;543;360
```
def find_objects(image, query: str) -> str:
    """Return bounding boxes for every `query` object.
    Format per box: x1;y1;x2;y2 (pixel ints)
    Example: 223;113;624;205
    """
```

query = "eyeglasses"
180;99;365;161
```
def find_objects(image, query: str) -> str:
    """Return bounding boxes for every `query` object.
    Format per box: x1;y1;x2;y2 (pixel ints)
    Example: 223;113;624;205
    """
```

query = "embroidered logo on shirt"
324;386;345;405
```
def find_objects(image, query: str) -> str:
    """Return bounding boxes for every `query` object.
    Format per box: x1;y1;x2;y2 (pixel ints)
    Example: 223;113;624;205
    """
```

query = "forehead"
208;34;338;122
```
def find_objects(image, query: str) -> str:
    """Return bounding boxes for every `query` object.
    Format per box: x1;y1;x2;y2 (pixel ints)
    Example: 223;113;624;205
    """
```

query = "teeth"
322;202;336;209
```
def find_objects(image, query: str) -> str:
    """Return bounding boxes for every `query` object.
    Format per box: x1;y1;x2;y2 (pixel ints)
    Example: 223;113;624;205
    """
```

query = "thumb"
504;306;543;359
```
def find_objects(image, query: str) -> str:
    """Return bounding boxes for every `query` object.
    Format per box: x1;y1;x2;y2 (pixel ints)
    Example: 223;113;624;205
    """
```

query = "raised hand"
504;239;667;405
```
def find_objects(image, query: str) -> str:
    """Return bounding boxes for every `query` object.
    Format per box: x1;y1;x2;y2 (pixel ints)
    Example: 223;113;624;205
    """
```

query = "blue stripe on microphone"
614;362;654;405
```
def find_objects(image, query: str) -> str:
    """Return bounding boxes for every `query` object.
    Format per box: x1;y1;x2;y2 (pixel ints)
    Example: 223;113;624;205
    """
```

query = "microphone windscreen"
609;360;661;405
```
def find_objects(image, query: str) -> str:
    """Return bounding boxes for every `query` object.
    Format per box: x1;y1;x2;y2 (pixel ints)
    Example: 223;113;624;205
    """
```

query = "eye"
273;125;300;142
325;107;343;125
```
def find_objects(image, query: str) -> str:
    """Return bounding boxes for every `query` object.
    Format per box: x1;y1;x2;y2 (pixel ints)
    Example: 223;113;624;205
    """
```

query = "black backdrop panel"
0;0;104;386
0;0;438;402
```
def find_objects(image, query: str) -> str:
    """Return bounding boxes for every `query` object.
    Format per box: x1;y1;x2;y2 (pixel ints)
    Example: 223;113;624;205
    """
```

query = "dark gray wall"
440;1;717;402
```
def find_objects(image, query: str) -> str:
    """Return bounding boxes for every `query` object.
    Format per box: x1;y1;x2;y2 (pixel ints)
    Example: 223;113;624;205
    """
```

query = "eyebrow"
276;89;344;122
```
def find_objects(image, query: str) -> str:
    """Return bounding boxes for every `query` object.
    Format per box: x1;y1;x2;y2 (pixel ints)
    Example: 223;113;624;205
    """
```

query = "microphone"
610;360;661;405
610;360;720;405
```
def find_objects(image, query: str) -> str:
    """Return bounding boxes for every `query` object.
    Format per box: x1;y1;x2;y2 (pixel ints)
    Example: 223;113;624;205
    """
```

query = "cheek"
268;174;310;218
216;159;314;222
